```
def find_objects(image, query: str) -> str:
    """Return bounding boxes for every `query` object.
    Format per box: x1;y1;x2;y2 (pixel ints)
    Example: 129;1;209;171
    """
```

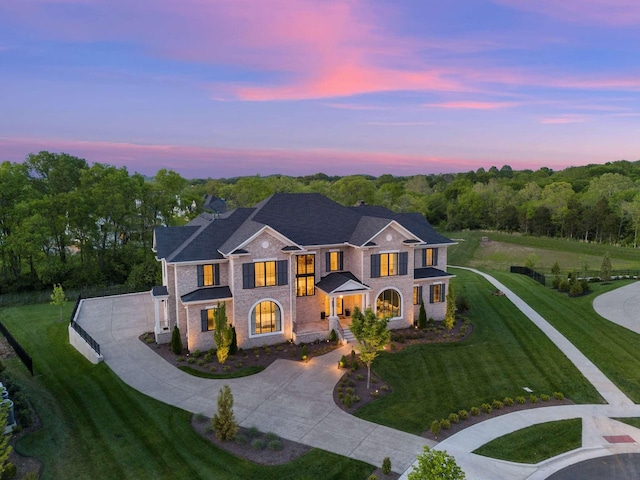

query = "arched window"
376;289;401;319
251;300;282;335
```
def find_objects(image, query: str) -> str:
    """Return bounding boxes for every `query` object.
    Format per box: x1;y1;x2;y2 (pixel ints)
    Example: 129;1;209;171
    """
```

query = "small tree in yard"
50;283;67;321
212;385;238;441
171;325;183;355
229;325;238;355
600;252;612;283
418;300;427;329
350;307;390;389
444;284;456;330
213;303;233;364
408;446;465;480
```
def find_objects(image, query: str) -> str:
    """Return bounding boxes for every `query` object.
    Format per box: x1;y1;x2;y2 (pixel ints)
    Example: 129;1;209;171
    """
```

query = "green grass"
354;269;603;435
178;365;265;378
614;418;640;429
490;272;640;402
0;304;374;480
443;230;640;271
473;419;582;463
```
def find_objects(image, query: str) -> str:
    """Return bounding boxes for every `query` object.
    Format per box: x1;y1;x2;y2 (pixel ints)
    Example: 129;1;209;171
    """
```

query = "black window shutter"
243;263;255;289
201;310;208;332
325;252;331;271
197;265;204;287
429;285;434;303
214;264;220;285
433;248;439;267
399;252;408;275
441;284;446;302
277;260;288;285
339;251;343;270
422;249;427;267
371;254;380;278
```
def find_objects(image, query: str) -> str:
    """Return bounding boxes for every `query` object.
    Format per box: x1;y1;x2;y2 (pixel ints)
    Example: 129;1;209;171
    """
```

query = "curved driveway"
76;272;640;479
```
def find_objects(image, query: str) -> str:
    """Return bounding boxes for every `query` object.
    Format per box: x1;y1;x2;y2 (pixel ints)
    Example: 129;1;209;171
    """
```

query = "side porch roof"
181;286;233;304
316;272;370;295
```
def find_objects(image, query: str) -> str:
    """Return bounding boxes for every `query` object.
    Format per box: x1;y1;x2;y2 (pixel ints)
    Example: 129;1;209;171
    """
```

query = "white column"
154;299;161;333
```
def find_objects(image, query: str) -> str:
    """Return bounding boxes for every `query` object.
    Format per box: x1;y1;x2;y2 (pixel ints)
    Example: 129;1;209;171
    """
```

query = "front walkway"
75;271;640;480
76;293;432;474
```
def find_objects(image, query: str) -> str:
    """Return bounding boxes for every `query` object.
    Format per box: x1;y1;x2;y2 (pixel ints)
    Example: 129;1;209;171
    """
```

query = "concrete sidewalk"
593;281;640;334
76;293;433;474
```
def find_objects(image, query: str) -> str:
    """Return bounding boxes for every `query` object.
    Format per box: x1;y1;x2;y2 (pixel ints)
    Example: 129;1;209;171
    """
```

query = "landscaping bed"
140;332;341;377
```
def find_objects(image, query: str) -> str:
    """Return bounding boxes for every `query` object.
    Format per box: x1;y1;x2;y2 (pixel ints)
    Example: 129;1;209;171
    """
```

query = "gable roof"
316;272;370;294
154;193;453;263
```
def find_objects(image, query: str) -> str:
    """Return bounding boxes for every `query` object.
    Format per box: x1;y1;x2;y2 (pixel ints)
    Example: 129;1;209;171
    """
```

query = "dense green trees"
2;151;640;295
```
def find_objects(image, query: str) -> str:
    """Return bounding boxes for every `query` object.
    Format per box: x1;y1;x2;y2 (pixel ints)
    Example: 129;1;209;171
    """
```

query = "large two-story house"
151;193;455;352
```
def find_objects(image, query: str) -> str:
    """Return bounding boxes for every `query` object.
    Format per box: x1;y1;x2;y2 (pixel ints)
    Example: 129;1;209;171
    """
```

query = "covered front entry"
316;272;371;340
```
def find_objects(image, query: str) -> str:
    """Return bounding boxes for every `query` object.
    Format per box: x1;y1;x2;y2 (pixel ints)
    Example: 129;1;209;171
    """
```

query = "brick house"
151;193;455;352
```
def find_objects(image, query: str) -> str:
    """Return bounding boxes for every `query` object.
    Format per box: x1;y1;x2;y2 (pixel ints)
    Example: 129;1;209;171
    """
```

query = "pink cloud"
423;101;518;110
0;136;506;177
492;0;640;26
540;114;589;124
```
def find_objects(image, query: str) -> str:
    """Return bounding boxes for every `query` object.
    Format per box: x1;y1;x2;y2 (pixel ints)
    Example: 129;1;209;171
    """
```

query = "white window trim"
248;298;284;338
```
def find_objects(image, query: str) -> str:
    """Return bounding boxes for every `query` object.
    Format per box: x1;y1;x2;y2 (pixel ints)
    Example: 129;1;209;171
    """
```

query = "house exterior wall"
229;230;292;349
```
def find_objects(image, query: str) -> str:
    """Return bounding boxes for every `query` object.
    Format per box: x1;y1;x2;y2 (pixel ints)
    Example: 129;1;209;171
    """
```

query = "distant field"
444;231;640;272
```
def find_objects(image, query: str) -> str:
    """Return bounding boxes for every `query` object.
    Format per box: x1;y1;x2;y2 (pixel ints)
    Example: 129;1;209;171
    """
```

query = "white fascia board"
360;220;422;247
234;225;300;252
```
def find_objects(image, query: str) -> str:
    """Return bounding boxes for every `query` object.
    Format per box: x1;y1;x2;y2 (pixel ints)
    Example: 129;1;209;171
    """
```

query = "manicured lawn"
473;419;582;463
0;303;374;480
490;272;640;402
444;230;640;271
355;269;603;435
178;365;265;378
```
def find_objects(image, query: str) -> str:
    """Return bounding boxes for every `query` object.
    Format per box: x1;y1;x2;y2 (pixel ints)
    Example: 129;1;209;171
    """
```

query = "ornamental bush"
171;325;183;355
516;396;526;404
503;397;514;406
492;400;504;410
470;406;480;416
481;403;492;414
382;456;392;475
458;409;469;420
553;391;565;400
431;420;441;436
448;413;460;424
540;394;550;401
440;418;451;430
529;395;539;403
212;385;238;441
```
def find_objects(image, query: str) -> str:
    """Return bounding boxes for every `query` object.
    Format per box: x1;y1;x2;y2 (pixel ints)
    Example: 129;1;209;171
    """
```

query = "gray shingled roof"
316;272;370;294
181;286;233;303
414;267;455;280
151;285;169;297
154;193;453;263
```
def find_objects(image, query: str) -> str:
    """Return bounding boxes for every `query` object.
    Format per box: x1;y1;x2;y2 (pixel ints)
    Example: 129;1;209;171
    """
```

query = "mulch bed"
422;397;574;442
140;332;341;375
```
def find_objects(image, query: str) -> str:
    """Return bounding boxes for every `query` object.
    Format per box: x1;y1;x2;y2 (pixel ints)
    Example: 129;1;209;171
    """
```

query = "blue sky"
1;0;640;178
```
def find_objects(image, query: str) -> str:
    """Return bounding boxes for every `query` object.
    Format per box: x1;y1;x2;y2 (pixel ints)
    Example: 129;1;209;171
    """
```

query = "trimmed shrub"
247;426;261;438
458;409;468;420
481;403;492;414
558;279;570;292
540;394;550;401
516;396;526;404
339;355;347;368
492;400;504;410
439;418;451;430
268;439;283;451
553;391;565;400
235;434;248;445
382;457;392;475
171;325;183;354
251;438;266;450
430;420;441;436
368;475;379;480
470;406;480;416
569;282;583;297
529;394;539;403
552;276;561;289
329;329;338;342
503;397;514;406
301;344;308;361
448;413;460;424
418;300;427;329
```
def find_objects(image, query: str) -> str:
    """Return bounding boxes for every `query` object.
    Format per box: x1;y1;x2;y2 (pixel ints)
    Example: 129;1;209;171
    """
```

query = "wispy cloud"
424;101;518;110
540;114;590;124
364;121;434;126
492;0;640;27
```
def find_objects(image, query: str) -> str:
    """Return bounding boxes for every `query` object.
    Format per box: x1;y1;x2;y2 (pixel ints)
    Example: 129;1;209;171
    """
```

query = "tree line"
2;151;640;294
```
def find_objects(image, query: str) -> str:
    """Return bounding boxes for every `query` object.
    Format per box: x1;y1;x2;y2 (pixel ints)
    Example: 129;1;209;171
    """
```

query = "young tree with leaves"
171;325;183;355
212;385;238;441
0;404;12;476
213;303;233;364
350;307;390;389
444;284;456;330
50;283;67;321
408;446;465;480
418;300;427;329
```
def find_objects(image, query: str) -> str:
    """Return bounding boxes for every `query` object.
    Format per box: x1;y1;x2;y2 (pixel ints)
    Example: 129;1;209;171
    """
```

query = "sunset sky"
2;0;640;178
